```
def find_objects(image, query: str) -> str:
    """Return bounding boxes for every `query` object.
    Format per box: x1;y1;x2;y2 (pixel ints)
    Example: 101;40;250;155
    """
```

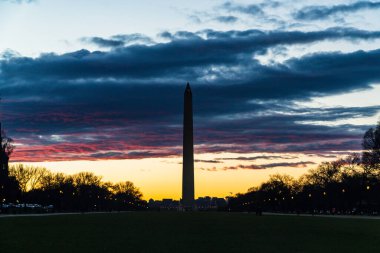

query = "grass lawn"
0;212;379;253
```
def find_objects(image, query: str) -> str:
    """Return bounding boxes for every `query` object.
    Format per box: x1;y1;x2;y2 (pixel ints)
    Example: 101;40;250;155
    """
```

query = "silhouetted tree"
227;121;380;215
9;165;48;192
112;181;144;210
362;121;380;174
0;130;20;203
7;165;146;212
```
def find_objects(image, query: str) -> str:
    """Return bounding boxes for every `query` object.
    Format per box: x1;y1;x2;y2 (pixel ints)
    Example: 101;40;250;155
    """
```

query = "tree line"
4;166;147;212
227;121;380;215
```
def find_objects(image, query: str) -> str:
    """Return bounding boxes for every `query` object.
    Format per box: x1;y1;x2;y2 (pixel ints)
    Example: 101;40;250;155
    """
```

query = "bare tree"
362;121;380;174
9;164;49;192
72;172;102;187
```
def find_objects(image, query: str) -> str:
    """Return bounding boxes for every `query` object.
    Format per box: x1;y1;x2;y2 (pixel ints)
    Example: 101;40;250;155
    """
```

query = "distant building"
195;197;227;210
148;197;227;211
148;199;180;211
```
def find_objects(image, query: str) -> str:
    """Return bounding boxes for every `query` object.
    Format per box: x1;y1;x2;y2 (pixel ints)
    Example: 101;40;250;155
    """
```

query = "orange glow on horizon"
12;152;339;200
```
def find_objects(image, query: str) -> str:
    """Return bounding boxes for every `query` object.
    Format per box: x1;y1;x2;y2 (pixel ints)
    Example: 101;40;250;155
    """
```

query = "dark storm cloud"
200;161;316;171
3;27;380;81
82;34;154;48
195;159;222;164
221;1;266;16
219;1;284;26
2;27;380;161
89;151;127;159
0;49;21;59
260;161;316;168
190;1;280;25
307;153;339;158
193;106;377;155
294;1;380;21
215;15;238;23
111;34;154;44
200;164;264;171
81;37;125;48
217;155;298;161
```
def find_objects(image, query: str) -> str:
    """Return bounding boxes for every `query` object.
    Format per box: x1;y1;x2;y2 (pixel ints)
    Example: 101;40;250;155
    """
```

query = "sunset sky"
1;0;380;200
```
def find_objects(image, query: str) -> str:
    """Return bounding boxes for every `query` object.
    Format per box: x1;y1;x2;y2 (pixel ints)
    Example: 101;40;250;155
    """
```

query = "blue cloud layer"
1;27;380;161
294;1;380;21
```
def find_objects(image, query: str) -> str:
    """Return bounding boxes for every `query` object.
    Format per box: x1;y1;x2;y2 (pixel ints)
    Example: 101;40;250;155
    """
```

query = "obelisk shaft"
182;83;194;209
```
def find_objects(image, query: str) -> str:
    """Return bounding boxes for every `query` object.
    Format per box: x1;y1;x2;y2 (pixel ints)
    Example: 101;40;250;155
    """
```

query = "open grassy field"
1;212;379;253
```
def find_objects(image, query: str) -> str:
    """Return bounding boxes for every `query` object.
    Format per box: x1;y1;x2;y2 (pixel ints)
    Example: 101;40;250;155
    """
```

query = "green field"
1;212;379;253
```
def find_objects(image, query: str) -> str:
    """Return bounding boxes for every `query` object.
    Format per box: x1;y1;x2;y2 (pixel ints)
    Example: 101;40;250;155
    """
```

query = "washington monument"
182;82;194;210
